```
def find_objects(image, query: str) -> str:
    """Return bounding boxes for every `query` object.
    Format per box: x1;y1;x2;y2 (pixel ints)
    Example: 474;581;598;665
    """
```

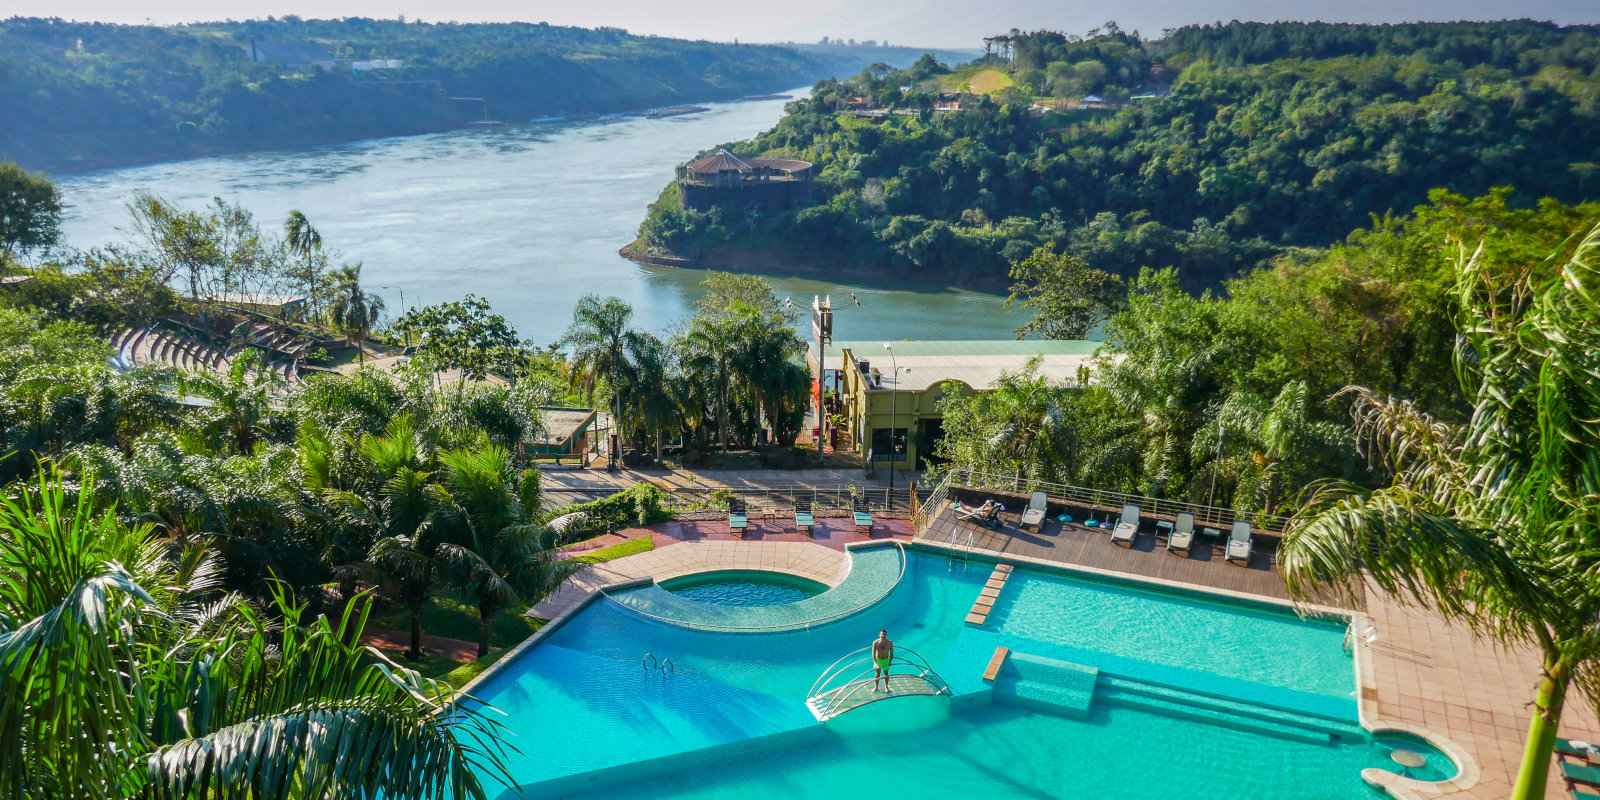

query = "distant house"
351;59;404;72
675;149;815;212
933;93;965;113
1080;95;1121;110
528;407;597;464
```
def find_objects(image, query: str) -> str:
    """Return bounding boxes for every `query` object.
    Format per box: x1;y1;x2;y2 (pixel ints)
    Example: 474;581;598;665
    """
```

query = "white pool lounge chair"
1019;492;1047;530
1225;520;1253;564
1110;504;1140;547
1166;512;1196;556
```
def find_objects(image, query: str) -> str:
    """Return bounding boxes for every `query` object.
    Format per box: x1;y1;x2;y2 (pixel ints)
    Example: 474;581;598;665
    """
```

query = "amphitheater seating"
108;325;303;386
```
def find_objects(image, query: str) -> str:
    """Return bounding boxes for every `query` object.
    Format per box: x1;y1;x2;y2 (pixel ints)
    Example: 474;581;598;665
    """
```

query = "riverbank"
619;238;1013;294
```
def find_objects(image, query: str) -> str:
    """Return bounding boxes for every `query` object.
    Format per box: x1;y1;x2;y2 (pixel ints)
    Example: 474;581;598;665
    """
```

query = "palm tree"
330;264;384;364
431;444;570;657
624;332;677;460
562;295;641;457
1279;225;1600;800
284;210;325;321
177;349;284;454
0;465;508;798
682;314;737;451
1191;380;1353;516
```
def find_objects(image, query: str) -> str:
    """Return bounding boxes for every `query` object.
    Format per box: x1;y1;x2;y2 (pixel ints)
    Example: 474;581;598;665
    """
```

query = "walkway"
531;539;851;622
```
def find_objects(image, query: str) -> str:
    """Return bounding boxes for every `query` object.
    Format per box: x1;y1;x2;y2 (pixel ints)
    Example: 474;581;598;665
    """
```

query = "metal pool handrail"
598;542;909;633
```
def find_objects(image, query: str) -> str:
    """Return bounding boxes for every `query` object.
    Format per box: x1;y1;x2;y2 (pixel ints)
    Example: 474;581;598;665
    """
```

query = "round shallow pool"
1366;731;1459;782
660;570;828;607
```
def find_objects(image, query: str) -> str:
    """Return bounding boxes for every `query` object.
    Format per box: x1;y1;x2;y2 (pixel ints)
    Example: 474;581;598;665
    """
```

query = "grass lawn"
939;66;1016;95
573;536;654;564
371;593;545;687
964;68;1015;94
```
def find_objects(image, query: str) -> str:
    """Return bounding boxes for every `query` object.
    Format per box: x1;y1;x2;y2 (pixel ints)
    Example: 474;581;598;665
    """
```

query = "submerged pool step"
990;652;1099;718
1097;676;1363;746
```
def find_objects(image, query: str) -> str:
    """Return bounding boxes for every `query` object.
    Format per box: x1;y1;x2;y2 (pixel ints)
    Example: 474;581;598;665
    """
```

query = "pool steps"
1097;675;1366;744
965;563;1012;625
979;646;1364;746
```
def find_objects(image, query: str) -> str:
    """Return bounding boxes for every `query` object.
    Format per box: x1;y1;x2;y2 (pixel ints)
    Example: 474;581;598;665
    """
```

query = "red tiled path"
362;626;478;664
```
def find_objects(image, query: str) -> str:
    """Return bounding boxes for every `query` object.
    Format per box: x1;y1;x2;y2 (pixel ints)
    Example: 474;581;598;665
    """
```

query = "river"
54;90;1021;345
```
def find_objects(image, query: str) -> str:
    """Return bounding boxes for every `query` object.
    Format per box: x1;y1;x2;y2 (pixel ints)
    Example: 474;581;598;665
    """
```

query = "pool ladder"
642;652;675;678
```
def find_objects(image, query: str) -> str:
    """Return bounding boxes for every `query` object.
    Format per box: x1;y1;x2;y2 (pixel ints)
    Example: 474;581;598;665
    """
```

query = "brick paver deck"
1359;587;1600;799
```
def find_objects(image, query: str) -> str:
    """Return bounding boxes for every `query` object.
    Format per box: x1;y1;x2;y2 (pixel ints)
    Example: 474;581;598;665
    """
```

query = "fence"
911;470;953;533
546;483;916;520
940;467;1290;534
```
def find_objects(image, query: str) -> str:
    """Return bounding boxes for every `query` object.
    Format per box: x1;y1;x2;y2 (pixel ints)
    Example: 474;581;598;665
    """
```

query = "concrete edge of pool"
449;537;1474;799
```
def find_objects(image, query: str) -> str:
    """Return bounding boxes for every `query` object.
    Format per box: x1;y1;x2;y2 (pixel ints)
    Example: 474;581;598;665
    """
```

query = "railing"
948;467;1290;534
805;643;950;721
546;483;916;519
911;470;953;535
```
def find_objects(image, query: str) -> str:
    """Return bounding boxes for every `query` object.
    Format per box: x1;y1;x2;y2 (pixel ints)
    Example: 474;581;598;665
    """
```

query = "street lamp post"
883;343;899;492
377;285;410;348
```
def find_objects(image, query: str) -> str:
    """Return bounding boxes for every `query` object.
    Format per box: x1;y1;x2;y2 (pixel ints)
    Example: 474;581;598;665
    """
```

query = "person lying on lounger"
956;499;1000;521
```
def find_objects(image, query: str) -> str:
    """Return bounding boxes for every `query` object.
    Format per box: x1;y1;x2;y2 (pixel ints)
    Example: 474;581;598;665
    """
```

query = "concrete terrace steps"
964;562;1012;626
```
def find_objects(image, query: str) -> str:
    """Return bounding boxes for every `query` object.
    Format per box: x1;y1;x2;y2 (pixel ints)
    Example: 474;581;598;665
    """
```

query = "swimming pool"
462;545;1449;799
660;570;827;607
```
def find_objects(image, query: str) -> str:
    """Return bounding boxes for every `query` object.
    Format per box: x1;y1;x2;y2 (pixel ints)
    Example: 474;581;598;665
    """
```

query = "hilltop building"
676;149;814;212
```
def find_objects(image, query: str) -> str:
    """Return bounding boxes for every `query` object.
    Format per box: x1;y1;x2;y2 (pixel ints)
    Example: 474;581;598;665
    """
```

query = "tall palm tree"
1279;225;1600;800
562;295;640;456
0;466;509;799
682;314;737;451
624;331;677;459
330;264;384;364
1191;380;1353;516
432;443;570;657
284;210;325;321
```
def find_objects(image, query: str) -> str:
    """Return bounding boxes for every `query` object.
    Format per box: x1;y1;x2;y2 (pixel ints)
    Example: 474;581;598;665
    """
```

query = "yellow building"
812;340;1104;470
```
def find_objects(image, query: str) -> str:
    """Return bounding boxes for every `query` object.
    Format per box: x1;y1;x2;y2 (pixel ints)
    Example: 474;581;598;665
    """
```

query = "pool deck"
1358;586;1600;800
532;539;860;621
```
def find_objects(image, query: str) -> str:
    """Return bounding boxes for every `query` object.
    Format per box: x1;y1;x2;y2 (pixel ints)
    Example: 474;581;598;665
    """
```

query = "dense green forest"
0;17;966;172
635;20;1600;290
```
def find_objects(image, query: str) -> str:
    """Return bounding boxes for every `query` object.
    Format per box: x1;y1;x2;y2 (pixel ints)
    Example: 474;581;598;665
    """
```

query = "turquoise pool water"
660;570;827;607
463;547;1450;799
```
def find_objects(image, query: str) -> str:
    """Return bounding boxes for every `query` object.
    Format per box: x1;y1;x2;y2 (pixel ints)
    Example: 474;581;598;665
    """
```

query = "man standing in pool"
872;630;895;692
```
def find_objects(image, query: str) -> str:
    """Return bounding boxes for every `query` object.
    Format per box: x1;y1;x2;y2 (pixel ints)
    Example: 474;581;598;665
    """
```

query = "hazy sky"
11;0;1597;48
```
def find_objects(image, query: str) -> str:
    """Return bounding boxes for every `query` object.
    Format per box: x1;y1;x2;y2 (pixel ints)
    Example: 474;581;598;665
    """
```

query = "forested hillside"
634;20;1600;289
0;17;963;172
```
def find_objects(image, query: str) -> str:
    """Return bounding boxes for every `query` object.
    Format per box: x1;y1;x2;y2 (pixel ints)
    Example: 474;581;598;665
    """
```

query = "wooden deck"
919;504;1360;609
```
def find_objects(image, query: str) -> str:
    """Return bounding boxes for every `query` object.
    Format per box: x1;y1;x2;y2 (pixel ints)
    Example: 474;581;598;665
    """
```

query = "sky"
8;0;1597;48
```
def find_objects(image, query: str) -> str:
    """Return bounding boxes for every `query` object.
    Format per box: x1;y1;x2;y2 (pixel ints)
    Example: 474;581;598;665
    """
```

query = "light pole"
377;284;410;348
883;343;899;492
